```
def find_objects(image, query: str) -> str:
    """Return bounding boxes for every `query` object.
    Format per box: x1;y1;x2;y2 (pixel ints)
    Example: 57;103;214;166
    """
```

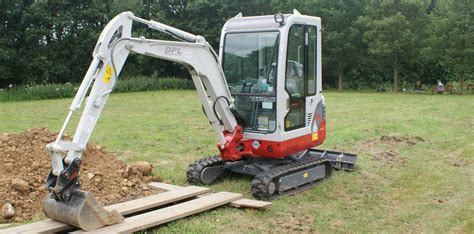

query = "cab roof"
223;14;291;32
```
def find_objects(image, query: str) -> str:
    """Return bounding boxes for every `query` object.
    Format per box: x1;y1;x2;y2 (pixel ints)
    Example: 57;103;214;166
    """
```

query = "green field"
0;91;473;233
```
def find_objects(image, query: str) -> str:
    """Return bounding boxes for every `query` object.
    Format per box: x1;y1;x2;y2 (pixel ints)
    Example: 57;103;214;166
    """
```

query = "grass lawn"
0;90;472;233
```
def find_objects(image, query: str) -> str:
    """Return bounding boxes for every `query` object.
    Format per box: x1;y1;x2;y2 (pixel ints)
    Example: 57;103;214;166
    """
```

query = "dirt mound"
361;135;425;165
371;149;403;164
0;128;159;223
379;135;425;146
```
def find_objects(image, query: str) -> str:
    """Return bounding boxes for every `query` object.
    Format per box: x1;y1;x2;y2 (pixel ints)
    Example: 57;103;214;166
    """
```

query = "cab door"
284;24;318;132
305;25;320;138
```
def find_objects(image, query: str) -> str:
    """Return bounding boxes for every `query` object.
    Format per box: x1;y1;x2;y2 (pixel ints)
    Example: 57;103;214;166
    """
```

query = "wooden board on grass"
0;186;209;234
77;192;243;234
148;182;272;209
105;186;209;215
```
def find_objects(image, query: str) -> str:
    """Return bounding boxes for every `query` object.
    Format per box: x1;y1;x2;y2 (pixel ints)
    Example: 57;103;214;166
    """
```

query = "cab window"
284;24;318;131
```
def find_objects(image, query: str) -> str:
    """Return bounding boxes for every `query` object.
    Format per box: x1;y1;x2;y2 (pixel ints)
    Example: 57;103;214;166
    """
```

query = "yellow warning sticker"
312;132;319;141
102;64;114;84
303;172;309;178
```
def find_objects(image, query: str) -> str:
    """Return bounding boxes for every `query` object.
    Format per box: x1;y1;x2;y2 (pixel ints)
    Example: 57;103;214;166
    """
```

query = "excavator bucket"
43;189;124;231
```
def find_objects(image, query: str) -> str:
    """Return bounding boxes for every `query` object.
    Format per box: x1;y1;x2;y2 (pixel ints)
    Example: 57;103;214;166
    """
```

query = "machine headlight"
274;13;285;26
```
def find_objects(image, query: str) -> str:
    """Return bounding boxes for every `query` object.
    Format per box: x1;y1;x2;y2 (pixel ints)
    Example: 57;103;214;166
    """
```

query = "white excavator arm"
43;12;244;230
47;12;238;175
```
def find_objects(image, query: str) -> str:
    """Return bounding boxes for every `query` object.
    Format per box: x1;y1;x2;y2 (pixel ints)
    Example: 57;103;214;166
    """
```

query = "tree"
0;0;35;87
358;0;425;92
431;0;474;94
0;0;469;92
318;0;365;91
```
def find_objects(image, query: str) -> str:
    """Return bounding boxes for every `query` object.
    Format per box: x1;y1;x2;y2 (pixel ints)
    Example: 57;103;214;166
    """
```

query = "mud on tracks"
0;128;159;223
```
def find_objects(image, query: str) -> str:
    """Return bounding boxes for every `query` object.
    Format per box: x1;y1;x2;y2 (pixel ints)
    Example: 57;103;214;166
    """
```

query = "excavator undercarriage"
187;149;356;199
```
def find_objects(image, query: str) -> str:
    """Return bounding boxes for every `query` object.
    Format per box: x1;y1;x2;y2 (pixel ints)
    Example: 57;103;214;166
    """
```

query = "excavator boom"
44;12;243;230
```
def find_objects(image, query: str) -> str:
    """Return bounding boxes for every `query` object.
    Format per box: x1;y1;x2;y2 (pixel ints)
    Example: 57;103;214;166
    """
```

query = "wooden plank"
148;182;272;209
105;186;209;215
149;182;182;191
0;224;12;230
228;198;272;209
0;186;209;234
0;217;71;234
78;192;243;234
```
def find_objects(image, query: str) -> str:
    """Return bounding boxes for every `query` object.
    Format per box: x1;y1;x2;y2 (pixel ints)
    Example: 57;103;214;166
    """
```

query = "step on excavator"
44;10;357;230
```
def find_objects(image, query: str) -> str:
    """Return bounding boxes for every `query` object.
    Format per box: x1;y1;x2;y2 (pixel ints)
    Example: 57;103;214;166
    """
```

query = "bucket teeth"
43;189;124;231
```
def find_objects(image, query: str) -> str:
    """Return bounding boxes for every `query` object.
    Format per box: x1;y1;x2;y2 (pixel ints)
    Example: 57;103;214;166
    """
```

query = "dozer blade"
43;189;124;231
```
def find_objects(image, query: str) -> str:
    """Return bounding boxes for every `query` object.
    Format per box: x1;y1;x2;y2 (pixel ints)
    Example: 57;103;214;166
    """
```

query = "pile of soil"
363;135;426;165
0;128;160;223
379;135;425;146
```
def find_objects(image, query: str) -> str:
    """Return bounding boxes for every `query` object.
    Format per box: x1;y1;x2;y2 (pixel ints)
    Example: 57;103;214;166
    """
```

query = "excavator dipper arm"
44;12;244;230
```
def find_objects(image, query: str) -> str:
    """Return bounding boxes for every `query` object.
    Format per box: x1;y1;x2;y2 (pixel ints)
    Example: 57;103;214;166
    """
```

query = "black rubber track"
186;155;223;185
251;157;333;200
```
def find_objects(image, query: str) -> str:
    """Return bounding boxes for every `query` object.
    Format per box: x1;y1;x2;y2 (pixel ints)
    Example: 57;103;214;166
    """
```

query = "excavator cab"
219;11;326;158
187;11;356;199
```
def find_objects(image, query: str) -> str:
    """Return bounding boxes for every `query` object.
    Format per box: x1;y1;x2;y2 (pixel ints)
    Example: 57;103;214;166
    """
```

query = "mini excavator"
44;10;357;230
